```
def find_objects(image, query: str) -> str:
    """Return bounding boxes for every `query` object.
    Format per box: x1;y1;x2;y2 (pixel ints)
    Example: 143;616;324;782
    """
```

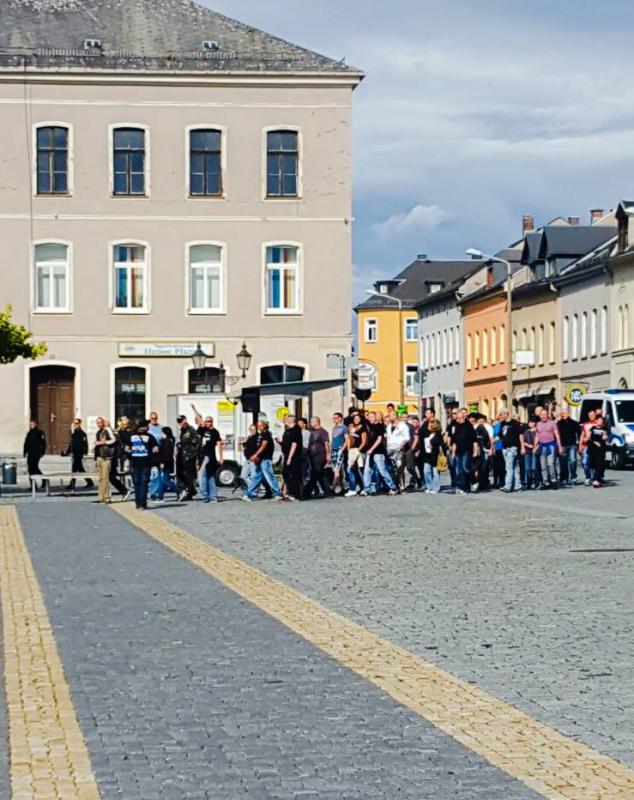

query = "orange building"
461;284;509;418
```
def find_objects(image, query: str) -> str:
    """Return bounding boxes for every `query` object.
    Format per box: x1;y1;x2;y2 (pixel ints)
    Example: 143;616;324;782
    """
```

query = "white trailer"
166;393;289;486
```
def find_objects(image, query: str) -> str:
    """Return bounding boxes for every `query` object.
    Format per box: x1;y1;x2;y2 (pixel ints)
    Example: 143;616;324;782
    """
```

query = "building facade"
611;202;634;388
356;257;475;414
0;0;362;453
556;243;614;411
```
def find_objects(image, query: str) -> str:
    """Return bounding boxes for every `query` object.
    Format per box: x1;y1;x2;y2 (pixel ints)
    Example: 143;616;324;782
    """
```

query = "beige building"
611;202;634;388
0;0;362;453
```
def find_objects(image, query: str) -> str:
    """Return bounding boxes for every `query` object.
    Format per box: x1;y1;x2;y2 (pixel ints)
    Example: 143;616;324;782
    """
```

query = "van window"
614;399;634;423
579;399;603;423
605;402;615;430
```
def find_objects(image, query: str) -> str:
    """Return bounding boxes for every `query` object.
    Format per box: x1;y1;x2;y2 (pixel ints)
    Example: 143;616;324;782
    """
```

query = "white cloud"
373;204;453;239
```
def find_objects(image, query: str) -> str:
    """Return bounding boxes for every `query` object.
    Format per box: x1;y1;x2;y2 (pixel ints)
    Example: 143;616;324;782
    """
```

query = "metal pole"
505;259;513;408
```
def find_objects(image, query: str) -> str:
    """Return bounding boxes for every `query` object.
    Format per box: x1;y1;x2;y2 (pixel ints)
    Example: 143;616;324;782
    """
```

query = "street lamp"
191;342;207;373
466;248;513;406
236;342;252;378
365;289;405;406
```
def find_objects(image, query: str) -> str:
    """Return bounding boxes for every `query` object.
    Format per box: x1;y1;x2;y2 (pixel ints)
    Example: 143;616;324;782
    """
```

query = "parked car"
579;390;634;469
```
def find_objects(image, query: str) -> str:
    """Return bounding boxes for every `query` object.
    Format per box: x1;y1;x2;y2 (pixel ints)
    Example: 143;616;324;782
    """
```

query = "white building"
0;0;363;453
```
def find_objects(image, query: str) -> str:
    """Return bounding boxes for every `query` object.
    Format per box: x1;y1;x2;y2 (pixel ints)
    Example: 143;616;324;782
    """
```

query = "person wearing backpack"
126;421;159;510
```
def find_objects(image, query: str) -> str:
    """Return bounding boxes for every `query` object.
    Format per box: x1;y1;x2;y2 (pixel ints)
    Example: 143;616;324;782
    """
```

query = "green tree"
0;306;47;364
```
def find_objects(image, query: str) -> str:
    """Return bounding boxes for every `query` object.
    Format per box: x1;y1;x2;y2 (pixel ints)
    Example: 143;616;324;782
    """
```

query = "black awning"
240;378;345;398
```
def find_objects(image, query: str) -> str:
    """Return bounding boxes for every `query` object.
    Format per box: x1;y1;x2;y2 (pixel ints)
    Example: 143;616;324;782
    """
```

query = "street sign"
327;354;358;370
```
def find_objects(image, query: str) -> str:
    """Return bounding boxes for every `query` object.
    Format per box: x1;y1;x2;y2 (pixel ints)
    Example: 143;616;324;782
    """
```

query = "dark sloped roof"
0;0;363;76
356;259;477;311
522;225;617;264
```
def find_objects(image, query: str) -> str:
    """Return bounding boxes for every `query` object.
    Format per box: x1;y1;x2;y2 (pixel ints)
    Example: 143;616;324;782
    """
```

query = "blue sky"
206;0;634;303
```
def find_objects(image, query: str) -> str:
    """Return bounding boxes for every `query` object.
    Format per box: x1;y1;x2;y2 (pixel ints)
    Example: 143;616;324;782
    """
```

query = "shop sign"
118;342;215;358
564;384;589;407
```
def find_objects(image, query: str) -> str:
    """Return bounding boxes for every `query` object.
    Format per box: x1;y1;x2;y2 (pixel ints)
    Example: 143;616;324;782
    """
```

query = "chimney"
568;216;580;226
522;214;535;235
590;209;604;224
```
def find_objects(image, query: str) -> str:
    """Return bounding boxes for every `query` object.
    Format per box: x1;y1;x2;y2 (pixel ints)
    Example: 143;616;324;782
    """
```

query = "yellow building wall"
356;307;419;413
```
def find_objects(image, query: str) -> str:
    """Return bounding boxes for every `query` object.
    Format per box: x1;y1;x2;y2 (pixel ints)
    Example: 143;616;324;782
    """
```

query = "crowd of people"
22;399;611;508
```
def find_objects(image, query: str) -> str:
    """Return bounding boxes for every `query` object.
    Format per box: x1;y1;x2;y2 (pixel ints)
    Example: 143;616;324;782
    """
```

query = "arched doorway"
30;365;76;454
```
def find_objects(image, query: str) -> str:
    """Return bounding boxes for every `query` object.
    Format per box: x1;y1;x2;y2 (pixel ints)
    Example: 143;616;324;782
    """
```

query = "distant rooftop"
0;0;364;77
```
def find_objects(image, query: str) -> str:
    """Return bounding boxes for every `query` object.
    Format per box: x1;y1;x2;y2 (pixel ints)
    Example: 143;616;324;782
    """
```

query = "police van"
578;390;634;469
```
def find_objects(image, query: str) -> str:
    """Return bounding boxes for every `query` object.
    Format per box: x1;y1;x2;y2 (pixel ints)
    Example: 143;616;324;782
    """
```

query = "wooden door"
30;367;75;455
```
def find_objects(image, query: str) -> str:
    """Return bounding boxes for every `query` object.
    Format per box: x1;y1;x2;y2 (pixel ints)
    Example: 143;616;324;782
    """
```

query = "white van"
578;390;634;469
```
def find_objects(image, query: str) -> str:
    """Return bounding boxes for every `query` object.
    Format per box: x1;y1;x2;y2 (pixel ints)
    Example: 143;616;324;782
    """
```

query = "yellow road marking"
0;506;100;799
114;503;634;800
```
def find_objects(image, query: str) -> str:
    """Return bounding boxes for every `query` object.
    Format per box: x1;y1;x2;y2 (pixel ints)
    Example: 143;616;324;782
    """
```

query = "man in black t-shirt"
362;412;398;495
450;408;478;494
444;408;459;489
557;408;581;486
196;416;223;503
499;408;524;493
243;420;282;501
280;415;303;500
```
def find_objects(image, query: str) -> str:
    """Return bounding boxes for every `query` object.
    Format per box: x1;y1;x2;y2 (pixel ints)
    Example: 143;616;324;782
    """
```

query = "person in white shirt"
385;411;411;490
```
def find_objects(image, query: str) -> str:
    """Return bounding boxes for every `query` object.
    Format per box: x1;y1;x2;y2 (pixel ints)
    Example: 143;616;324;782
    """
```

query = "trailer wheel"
216;463;239;488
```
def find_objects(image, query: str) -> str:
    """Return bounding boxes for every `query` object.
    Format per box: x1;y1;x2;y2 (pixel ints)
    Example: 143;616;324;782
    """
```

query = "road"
1;470;633;798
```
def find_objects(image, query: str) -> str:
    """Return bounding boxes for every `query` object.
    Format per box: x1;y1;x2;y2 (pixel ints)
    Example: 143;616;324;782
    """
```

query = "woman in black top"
588;416;608;487
154;427;178;501
422;419;443;494
345;413;368;496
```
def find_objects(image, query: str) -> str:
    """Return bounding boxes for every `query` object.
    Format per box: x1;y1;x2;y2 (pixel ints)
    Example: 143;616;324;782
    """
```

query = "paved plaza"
1;472;633;798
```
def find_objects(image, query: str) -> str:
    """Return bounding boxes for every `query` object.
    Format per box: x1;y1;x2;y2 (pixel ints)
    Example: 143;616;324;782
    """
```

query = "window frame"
600;306;608;355
33;123;73;196
109;240;150;314
109;124;150;197
563;316;569;362
185;241;227;315
581;312;588;359
590;309;598;357
405;364;419;397
263;126;302;200
186;125;226;199
404;316;418;342
571;314;579;360
262;241;302;316
364;318;378;343
32;239;72;314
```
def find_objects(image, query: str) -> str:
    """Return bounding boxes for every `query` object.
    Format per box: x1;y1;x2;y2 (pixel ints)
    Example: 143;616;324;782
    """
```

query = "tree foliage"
0;306;47;365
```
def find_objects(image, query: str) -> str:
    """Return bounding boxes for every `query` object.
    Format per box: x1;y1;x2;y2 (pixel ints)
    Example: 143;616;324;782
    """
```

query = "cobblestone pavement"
155;471;634;772
11;503;541;799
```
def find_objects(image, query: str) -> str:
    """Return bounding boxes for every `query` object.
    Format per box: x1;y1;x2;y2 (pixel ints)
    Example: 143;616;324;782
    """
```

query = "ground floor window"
114;366;146;425
260;364;305;385
188;367;225;394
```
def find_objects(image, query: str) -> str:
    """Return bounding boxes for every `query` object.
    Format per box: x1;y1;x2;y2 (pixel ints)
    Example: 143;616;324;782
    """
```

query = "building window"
572;314;579;360
590;309;598;357
500;326;505;363
114;366;146;425
455;327;460;363
113;128;146;195
405;365;418;396
482;328;488;367
512;330;518;356
474;331;480;367
36;126;68;194
624;305;630;350
549;321;556;364
600;306;608;354
364;318;378;342
189;129;222;196
428;282;443;294
423;336;429;368
430;335;436;369
405;317;418;341
447;328;454;363
260;364;305;384
188;367;225;394
581;312;588;359
435;332;441;368
266;130;298;197
189;243;224;313
34;243;70;312
265;245;300;313
490;327;497;364
521;328;528;350
538;324;544;365
113;244;147;312
563;316;569;362
466;334;472;371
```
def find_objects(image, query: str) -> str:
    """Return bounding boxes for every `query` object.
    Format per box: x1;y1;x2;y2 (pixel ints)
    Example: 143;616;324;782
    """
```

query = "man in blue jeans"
196;416;224;503
126;421;159;509
498;408;525;492
243;420;283;502
450;408;478;494
556;408;581;486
